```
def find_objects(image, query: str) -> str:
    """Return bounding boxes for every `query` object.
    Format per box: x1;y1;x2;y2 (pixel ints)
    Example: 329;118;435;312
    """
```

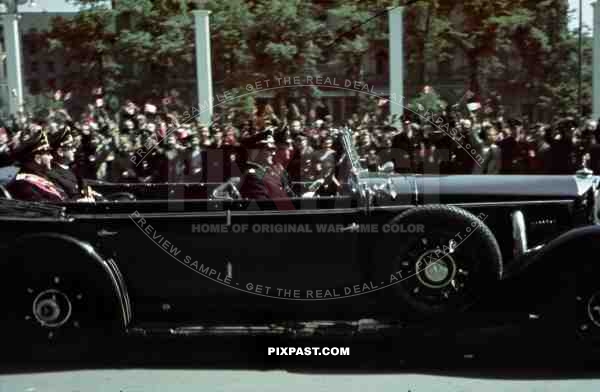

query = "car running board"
126;319;401;338
125;314;537;338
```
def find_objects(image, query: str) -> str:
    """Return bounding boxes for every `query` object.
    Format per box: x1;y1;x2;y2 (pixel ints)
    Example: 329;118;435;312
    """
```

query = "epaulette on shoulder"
248;166;267;180
246;162;268;180
16;172;42;182
15;173;56;190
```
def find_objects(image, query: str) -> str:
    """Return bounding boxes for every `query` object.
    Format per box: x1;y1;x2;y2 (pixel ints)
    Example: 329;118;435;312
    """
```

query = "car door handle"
341;223;360;232
97;228;118;237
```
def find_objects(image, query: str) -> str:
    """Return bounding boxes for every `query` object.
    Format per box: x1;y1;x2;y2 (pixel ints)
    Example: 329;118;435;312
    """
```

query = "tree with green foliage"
401;0;592;118
324;0;394;115
203;0;331;119
39;0;592;121
44;0;195;105
45;5;116;96
409;85;446;114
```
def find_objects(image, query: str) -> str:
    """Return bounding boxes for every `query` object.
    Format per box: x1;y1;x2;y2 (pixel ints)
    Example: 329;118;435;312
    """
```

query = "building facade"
0;11;76;117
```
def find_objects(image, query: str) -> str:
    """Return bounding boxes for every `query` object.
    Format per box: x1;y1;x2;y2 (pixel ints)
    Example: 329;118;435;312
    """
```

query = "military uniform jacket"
7;171;68;202
239;162;295;205
47;163;80;198
109;152;138;183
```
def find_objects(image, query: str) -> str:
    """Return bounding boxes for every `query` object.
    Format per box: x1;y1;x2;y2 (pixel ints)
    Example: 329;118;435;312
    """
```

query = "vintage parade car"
1;129;600;354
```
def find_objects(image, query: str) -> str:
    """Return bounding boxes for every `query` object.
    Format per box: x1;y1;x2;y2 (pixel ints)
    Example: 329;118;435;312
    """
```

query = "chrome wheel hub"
424;260;450;282
415;249;457;289
32;289;72;328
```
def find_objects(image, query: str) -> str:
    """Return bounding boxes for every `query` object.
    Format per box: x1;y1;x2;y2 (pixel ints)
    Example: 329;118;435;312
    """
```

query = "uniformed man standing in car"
239;128;295;201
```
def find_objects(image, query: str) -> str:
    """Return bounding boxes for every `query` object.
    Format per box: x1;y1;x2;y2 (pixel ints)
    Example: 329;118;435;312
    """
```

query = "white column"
388;6;404;121
2;13;24;116
593;2;600;120
193;10;213;125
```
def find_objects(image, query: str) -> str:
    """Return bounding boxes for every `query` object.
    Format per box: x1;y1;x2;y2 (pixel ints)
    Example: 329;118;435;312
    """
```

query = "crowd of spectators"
1;91;600;186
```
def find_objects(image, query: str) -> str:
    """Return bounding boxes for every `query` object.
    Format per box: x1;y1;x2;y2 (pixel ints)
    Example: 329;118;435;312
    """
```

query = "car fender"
532;225;600;262
4;232;131;328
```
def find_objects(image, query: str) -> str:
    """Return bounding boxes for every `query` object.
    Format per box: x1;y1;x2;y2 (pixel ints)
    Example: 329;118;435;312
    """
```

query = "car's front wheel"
372;205;503;317
575;260;600;346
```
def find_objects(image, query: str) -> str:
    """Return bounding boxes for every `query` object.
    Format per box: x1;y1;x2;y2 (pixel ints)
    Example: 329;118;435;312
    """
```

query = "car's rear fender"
3;232;131;328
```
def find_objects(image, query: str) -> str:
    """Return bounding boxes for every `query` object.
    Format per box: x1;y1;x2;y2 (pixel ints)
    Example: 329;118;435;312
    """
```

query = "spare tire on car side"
372;205;503;317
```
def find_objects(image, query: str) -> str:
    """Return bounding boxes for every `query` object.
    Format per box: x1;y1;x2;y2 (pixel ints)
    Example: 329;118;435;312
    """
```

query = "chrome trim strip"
228;208;361;217
369;200;572;212
413;177;419;204
449;200;573;208
70;207;363;220
70;211;226;220
511;210;546;259
0;216;73;222
511;210;528;259
366;205;418;212
104;256;133;326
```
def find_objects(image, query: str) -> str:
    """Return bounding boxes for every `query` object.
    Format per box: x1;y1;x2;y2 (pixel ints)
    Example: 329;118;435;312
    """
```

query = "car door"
90;198;239;324
221;195;369;322
90;194;372;325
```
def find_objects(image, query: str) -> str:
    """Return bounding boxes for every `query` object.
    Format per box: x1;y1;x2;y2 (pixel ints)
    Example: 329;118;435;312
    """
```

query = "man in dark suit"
239;129;295;203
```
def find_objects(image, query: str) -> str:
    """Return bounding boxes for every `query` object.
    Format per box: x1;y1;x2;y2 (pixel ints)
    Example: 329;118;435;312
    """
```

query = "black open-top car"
1;129;600;354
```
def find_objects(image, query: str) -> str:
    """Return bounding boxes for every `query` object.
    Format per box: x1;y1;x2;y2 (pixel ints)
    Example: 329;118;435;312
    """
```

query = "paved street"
3;369;600;392
1;333;600;392
2;324;597;392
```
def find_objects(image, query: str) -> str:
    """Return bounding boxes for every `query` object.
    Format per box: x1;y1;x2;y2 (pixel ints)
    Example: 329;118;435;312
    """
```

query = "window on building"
47;79;56;90
28;79;41;94
116;11;132;31
26;35;39;56
46;61;55;73
346;96;358;119
30;61;38;73
375;51;388;76
438;60;453;76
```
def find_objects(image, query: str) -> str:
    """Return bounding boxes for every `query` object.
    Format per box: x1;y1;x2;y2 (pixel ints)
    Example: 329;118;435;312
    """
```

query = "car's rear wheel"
4;266;118;360
373;205;503;317
2;238;124;361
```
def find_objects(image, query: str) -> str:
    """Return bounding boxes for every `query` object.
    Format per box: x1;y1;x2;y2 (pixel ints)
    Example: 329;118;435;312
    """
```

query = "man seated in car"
6;131;70;202
239;128;295;201
46;126;82;199
48;127;124;201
